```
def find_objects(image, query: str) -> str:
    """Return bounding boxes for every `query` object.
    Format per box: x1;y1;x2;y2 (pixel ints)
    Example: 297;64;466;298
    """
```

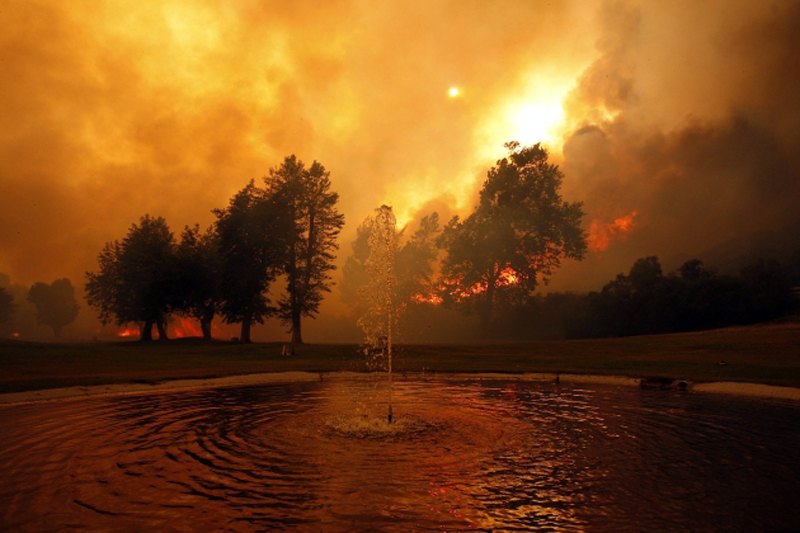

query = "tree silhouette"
86;215;177;341
578;256;790;337
439;142;586;334
215;181;287;343
174;225;221;340
267;155;344;344
0;287;14;326
27;278;79;337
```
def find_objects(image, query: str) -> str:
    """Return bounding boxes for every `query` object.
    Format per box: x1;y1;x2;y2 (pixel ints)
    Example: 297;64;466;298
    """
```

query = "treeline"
85;155;344;343
0;277;80;339
342;142;798;342
492;256;799;340
31;142;797;344
342;142;587;339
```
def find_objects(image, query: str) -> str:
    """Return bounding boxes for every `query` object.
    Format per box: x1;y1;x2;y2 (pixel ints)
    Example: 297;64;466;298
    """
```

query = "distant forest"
2;252;796;343
398;255;800;343
1;144;798;343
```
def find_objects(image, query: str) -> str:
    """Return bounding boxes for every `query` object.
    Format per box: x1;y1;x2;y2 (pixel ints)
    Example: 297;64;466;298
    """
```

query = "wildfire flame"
497;267;519;286
116;317;205;339
411;293;444;305
117;327;139;338
587;211;638;252
411;265;523;305
171;317;203;338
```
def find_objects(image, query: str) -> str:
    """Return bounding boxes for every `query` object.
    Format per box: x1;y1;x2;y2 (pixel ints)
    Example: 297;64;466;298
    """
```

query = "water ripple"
1;378;799;531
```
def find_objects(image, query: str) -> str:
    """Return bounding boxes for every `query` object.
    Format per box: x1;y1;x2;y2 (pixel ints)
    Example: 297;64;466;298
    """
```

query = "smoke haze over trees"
438;142;586;333
2;1;800;341
0;287;14;326
26;279;79;337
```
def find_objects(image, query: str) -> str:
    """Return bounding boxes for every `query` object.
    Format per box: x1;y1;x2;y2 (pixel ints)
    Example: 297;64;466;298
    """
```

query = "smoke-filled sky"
2;0;799;337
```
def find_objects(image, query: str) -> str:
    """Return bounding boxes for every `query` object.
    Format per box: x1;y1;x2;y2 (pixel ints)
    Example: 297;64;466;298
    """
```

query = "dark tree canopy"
27;278;79;337
0;287;14;325
214;181;288;343
439;141;586;333
740;257;795;321
174;225;221;340
267;155;344;344
85;215;177;341
568;256;797;338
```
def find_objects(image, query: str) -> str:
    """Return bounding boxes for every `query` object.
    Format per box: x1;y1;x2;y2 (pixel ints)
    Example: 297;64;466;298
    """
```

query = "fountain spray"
375;206;396;424
358;205;397;424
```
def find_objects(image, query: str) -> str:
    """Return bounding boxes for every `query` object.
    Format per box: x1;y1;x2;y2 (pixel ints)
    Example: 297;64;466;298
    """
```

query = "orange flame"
497;267;519;286
116;318;220;339
412;265;523;305
117;327;139;338
411;293;444;305
171;317;203;338
587;210;638;251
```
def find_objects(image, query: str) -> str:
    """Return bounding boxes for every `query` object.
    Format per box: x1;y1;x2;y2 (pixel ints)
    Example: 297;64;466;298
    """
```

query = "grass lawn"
1;322;799;393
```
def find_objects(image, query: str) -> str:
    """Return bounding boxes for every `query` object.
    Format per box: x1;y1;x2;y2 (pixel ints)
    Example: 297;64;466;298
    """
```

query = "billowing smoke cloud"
1;0;798;339
550;0;800;290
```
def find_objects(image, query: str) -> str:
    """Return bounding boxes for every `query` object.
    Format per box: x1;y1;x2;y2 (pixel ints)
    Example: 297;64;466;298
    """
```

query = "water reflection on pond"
1;378;799;530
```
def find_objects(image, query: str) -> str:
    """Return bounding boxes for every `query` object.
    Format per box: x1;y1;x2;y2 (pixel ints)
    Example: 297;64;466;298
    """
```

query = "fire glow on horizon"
412;266;523;306
3;0;800;333
116;317;220;339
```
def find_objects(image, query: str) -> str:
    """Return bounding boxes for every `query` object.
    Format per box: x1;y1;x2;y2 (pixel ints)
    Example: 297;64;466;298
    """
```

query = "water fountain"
4;218;800;530
357;205;397;424
3;379;799;530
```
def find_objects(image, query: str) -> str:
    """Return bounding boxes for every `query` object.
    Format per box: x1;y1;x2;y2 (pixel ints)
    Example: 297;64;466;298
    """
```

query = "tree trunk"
241;316;252;344
200;318;212;340
480;274;497;337
141;320;153;342
293;205;315;347
291;310;303;344
156;316;168;341
201;307;214;340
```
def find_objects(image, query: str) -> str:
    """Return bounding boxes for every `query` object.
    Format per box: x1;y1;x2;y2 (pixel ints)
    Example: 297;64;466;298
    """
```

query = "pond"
1;377;799;531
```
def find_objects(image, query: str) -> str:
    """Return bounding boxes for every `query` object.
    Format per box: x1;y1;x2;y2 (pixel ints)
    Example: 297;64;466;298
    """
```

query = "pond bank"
1;370;798;406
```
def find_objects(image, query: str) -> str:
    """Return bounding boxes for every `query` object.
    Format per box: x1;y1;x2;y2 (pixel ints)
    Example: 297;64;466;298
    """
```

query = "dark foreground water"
1;378;799;531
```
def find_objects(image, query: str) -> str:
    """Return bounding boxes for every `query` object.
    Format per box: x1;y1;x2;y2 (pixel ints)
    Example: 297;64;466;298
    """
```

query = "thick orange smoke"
2;1;800;340
587;211;638;252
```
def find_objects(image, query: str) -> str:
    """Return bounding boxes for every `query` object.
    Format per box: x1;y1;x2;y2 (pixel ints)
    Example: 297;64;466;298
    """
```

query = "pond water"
1;378;799;531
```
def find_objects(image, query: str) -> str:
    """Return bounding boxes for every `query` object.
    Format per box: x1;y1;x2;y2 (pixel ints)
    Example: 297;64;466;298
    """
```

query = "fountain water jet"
357;205;397;424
